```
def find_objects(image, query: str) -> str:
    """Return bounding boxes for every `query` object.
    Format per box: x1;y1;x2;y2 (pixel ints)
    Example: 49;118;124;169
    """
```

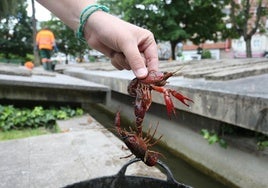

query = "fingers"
135;30;159;73
87;35;158;79
84;13;159;78
87;36;139;72
120;29;159;78
111;53;131;70
121;42;148;78
142;38;159;72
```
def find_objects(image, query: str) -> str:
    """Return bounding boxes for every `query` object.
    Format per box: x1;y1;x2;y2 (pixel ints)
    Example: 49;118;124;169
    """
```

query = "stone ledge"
63;62;268;135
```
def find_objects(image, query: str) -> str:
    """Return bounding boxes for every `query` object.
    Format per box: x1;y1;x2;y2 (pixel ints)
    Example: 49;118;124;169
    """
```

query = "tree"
0;0;24;19
0;2;33;60
158;1;228;59
119;0;191;59
229;0;268;57
31;0;40;64
100;0;229;59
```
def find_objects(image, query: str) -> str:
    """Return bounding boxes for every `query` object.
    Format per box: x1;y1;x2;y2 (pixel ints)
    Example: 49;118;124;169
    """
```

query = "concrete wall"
64;68;268;135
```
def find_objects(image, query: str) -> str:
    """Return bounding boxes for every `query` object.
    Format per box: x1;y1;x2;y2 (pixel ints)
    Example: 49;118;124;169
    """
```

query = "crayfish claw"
170;90;194;107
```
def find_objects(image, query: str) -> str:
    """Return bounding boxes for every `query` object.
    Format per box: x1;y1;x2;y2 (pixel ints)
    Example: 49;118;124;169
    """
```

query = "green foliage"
256;134;268;151
0;2;33;60
201;50;212;59
0;105;84;131
100;0;229;59
201;126;268;151
0;0;24;19
257;141;268;151
187;1;228;44
201;129;228;148
0;127;58;140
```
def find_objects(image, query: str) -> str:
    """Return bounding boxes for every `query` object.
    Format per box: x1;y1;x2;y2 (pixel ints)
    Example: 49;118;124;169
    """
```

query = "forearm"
36;0;159;78
36;0;96;30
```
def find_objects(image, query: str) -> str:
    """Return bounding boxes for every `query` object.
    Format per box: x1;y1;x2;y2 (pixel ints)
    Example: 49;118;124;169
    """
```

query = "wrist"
76;4;109;42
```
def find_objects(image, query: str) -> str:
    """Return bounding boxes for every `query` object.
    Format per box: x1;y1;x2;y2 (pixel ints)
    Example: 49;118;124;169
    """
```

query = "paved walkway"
0;115;164;188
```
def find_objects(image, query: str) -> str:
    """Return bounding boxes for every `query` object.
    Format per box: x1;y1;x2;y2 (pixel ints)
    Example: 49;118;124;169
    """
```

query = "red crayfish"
128;70;193;134
115;111;162;166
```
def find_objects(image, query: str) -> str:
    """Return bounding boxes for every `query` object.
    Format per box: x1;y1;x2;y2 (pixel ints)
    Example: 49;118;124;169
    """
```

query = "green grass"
0;125;60;141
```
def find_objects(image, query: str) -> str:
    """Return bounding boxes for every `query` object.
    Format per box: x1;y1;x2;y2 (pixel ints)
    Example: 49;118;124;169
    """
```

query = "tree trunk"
31;0;40;65
170;40;177;60
245;37;252;58
65;52;69;64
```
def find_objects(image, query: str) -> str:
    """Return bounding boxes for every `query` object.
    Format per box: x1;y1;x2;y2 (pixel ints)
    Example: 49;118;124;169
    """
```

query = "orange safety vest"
36;29;55;50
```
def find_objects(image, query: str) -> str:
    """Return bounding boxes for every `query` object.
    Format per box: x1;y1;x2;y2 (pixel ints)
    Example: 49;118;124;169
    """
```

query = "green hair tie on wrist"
76;4;109;42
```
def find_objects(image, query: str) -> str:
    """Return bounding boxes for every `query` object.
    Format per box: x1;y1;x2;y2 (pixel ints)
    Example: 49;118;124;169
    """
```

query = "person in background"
36;27;57;71
37;0;159;78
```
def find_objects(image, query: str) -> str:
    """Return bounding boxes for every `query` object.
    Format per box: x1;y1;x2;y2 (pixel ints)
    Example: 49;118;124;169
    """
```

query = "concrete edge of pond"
61;64;268;188
97;99;268;188
62;66;268;135
0;66;110;104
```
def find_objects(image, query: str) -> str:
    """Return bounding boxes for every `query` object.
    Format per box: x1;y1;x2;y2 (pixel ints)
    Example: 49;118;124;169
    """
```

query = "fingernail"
135;68;148;78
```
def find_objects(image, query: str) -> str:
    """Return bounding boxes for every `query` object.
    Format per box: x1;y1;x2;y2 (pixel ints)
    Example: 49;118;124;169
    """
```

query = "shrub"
201;50;212;59
0;105;83;131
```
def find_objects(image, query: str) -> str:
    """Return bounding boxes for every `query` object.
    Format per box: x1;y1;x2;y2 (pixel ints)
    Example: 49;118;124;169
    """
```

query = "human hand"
84;11;159;79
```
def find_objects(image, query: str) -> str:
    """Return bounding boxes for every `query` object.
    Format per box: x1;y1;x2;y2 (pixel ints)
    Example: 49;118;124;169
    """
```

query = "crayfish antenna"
144;122;159;144
149;134;163;147
145;123;153;139
172;65;185;76
146;122;163;147
150;122;159;139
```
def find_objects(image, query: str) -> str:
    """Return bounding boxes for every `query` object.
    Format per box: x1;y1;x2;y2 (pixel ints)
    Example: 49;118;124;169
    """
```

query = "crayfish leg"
144;123;163;147
121;145;129;150
148;134;163;147
144;122;158;143
150;86;176;118
120;153;133;159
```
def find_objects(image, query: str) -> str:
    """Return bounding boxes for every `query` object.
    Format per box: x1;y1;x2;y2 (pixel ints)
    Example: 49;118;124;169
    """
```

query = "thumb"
134;67;148;79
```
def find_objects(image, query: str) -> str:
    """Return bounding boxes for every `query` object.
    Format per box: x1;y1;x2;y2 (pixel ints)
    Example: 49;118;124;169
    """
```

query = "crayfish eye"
123;135;135;142
127;136;136;143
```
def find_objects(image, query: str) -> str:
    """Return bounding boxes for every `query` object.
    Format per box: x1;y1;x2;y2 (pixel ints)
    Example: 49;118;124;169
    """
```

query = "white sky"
26;0;52;21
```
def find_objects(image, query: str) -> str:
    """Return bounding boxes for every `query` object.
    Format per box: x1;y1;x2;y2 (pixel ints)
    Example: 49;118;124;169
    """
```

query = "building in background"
174;0;268;60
